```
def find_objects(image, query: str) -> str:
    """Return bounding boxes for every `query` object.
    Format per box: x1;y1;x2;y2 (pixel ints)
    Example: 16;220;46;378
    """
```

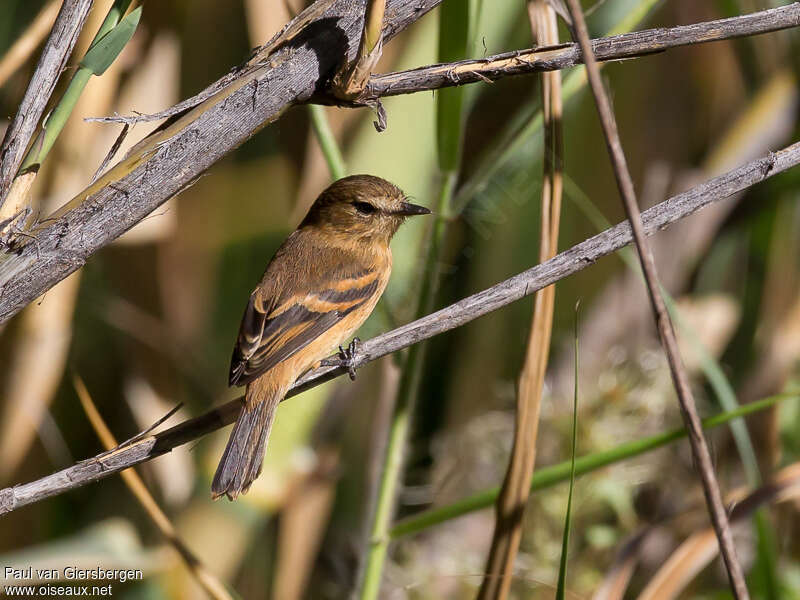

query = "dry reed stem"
272;448;339;600
591;530;651;600
73;376;234;600
0;172;36;230
563;0;749;596
0;272;80;482
478;2;563;598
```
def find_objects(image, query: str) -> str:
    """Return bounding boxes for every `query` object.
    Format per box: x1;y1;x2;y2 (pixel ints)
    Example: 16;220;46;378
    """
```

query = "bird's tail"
212;380;281;500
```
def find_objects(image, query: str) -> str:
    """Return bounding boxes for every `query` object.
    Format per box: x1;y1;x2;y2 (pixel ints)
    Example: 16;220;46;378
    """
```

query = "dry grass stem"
563;0;749;596
272;448;339;600
478;2;563;598
0;171;37;226
0;272;80;482
73;376;234;600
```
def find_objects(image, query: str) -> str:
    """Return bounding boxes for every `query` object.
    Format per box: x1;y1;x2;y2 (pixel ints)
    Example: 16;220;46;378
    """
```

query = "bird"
212;174;430;500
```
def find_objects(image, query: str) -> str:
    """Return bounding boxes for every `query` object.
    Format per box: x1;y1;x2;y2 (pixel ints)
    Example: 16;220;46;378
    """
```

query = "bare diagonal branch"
0;0;94;208
1;140;798;517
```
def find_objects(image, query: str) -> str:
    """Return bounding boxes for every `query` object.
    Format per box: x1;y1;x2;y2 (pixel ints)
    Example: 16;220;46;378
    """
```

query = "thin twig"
73;376;234;600
0;0;94;210
359;3;800;100
563;0;749;597
1;141;798;516
91;123;131;184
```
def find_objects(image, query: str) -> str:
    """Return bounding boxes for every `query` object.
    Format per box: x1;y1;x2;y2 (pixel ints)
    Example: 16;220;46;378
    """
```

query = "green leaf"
80;6;142;76
88;0;134;51
436;0;470;172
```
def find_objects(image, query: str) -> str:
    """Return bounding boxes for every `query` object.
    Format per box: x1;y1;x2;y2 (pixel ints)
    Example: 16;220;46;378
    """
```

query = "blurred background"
1;0;800;598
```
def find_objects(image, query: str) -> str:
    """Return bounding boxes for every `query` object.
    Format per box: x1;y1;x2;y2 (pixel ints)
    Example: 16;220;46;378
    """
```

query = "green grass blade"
80;6;141;76
753;509;780;599
389;392;798;538
88;0;134;51
556;303;581;600
308;105;347;180
436;0;469;173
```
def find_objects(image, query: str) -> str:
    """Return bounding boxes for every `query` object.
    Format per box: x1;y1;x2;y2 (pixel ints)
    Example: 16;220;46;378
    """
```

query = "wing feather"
229;266;381;386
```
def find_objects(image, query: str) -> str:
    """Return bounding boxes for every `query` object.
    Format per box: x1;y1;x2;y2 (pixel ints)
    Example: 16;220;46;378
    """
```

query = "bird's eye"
353;201;377;215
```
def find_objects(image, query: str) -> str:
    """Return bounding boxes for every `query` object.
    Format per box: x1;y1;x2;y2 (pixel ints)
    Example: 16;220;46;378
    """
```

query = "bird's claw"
320;337;360;380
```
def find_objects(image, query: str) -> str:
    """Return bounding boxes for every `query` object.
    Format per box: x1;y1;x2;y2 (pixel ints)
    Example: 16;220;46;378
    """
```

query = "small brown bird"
212;174;430;500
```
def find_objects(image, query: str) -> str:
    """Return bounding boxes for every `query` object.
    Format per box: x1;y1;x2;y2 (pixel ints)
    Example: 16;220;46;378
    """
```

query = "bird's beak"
393;202;431;216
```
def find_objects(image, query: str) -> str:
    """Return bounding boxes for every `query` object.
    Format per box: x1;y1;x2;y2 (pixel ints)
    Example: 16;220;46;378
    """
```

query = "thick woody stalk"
563;0;749;597
332;0;387;100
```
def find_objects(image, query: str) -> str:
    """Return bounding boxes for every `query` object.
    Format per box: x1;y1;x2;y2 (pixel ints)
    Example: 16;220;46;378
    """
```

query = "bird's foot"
321;337;360;380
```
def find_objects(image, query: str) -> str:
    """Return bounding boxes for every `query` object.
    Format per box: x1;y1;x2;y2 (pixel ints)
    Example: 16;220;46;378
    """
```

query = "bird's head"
301;174;430;243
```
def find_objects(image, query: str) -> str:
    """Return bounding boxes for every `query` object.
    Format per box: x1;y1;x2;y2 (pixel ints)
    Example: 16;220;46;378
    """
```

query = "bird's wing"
229;264;381;386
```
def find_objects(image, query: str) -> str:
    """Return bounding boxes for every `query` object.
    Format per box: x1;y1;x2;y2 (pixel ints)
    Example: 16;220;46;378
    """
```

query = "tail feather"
212;385;279;500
